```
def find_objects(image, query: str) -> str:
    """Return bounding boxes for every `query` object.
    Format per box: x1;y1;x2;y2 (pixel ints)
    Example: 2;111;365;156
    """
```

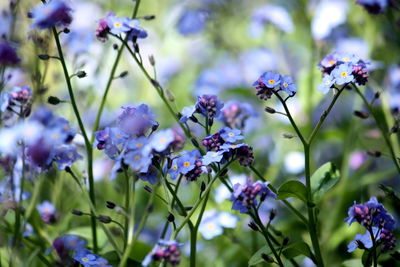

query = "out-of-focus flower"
118;104;157;137
317;75;335;94
1;86;32;123
231;180;276;213
347;228;379;252
201;151;224;165
62;29;94;55
249;5;294;37
149;129;175;152
332;64;354;85
177;9;209;35
96;13;147;41
349;151;368;170
94;127;129;159
37;201;57;224
142;240;182;267
284;151;305;174
73;249;111;267
311;0;348;40
357;0;388;14
53;235;87;262
179;105;196;123
215;173;247;203
0;41;20;66
219;100;257;130
198;210;238;239
30;0;73;29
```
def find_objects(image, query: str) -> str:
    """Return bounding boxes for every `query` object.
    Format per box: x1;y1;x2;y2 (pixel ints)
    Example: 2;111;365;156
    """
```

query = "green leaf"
282;242;316;262
311;162;340;201
277;180;307;203
248;245;272;266
361;249;372;267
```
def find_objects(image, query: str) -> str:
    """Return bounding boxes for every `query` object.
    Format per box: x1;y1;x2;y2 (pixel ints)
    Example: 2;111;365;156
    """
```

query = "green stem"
123;169;130;249
51;28;98;252
353;84;400;174
368;227;378;267
249;166;308;225
91;0;142;139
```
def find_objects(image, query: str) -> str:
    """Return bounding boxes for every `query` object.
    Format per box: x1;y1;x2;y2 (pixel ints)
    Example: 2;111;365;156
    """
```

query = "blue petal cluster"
253;71;296;100
30;0;72;29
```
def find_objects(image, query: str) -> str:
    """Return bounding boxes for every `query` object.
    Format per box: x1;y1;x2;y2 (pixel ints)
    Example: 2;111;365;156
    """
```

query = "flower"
73;249;111;267
126;18;148;39
30;0;72;29
196;94;224;120
53;144;82;170
37;201;57;224
149;129;175;152
201;151;224;165
94;127;129;159
357;0;388;14
179;105;197;123
198;210;238;240
142;240;182;267
347;228;379;252
118;104;157;137
253;72;281;100
202;132;225;151
0;41;20;66
249;5;294;37
231;180;276;213
107;16;130;34
177;9;209;35
176;153;196;174
219;127;244;143
280;75;297;96
124;148;153;173
331;64;354;85
219;100;257;130
317;75;335;94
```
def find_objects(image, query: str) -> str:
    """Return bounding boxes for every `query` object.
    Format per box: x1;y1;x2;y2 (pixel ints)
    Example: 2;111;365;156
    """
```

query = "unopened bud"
106;201;116;209
63;28;70;34
185;206;193;211
353;110;369;119
282;133;295;139
150;79;159;88
191;138;199;148
248;221;259;231
190;116;198;123
72;209;83;216
98;215;112;224
391;125;399;134
144;15;156;20
261;253;274;263
282;237;289;246
269;209;276;221
113;44;118;50
119;71;128;78
148;55;155;66
374;91;380;99
367;150;381;158
167;213;175;222
133;43;139;53
48;96;61;105
38;54;50;60
200;181;206;192
265;107;276;114
147;204;153;212
152;122;159;131
76;70;87;78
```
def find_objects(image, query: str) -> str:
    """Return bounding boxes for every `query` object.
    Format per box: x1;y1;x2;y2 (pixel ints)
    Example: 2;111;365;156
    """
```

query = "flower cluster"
180;94;224;124
95;12;147;42
252;71;296;100
220;100;257;130
95;104;180;184
230;180;276;213
201;127;254;167
168;150;203;181
317;53;369;93
142;240;182;266
29;0;73;29
37;201;58;224
345;197;396;253
1;86;33;124
0;41;20;66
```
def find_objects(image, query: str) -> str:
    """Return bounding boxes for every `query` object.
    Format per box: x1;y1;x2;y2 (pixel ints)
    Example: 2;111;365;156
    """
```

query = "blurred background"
1;0;400;266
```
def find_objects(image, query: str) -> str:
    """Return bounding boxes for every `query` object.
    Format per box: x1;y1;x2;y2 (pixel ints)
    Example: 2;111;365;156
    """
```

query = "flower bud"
261;253;274;263
72;209;83;216
144;15;156;20
248;221;259;231
353;110;369;119
38;54;50;60
191;138;199;148
269;209;276;221
113;44;118;50
76;70;87;78
282;237;289;246
282;133;295;139
119;71;128;78
48;96;61;105
367;150;381;158
106;201;116;209
63;28;70;34
167;213;175;222
391;125;399;134
148;55;155;66
264;107;276;114
200;181;206;192
98;215;112;224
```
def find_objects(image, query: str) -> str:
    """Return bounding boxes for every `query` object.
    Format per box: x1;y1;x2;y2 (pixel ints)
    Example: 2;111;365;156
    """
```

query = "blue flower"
176;153;196;174
201;151;224;165
196;94;224;120
254;72;281;89
118;104;157;137
125;136;149;150
94;127;129;159
59;235;87;251
317;75;335;94
179;105;196;123
0;41;20;66
73;249;111;267
198;210;238;240
107;16;130;34
149;129;175;152
124;149;153;173
219;127;244;143
231;180;276;213
177;9;209;35
220;142;245;152
30;0;72;29
168;159;180;180
139;166;158;185
331;64;354;85
347;228;379;252
37;201;57;224
126;18;148;39
249;5;294;37
219;100;257;130
280;75;296;96
54;145;82;170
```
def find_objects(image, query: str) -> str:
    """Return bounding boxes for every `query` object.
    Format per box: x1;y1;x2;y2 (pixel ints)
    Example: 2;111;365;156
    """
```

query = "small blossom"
30;0;72;29
0;41;20;66
219;100;257;130
317;75;335;94
37;201;57;224
219;127;244;143
202;132;225;151
280;75;297;96
196;94;224;120
149;129;175;152
179;105;197;123
176;153;196;174
198;210;238;240
118;104;157;137
107;16;130;34
177;9;209;35
73;249;111;267
331;64;354;85
253;72;281;100
202;151;224;165
347;228;379;252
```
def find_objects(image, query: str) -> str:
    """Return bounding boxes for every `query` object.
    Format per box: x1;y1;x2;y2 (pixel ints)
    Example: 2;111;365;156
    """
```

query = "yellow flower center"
342;57;350;62
114;22;122;28
159;137;166;144
324;80;331;85
328;60;335;65
134;155;141;160
183;161;190;167
207;223;216;230
268;79;275;85
172;165;178;170
228;132;234;137
136;143;143;147
82;257;89;262
341;72;347;77
230;145;237;148
283;82;288;88
211;152;219;157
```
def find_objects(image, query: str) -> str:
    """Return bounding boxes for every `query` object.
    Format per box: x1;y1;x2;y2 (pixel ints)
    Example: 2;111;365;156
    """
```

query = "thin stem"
308;87;345;144
91;0;142;138
249;166;308;225
368;227;378;267
353;83;400;174
51;27;98;252
123;169;130;249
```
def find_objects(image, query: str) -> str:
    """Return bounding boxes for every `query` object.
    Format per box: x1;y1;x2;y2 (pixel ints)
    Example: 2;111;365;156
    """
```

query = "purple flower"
219;127;244;143
319;53;338;74
196;94;224;120
380;228;397;252
143;240;182;267
317;75;335;94
73;249;111;267
0;42;20;66
149;129;175;152
118;104;157;137
280;75;297;96
30;0;72;29
231;180;276;213
177;9;209;35
53;144;82;170
37;201;57;224
96;13;112;42
53;234;87;261
345;197;396;231
331;64;354;85
219;100;257;130
202;132;225;151
357;0;388;14
201;151;224;165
